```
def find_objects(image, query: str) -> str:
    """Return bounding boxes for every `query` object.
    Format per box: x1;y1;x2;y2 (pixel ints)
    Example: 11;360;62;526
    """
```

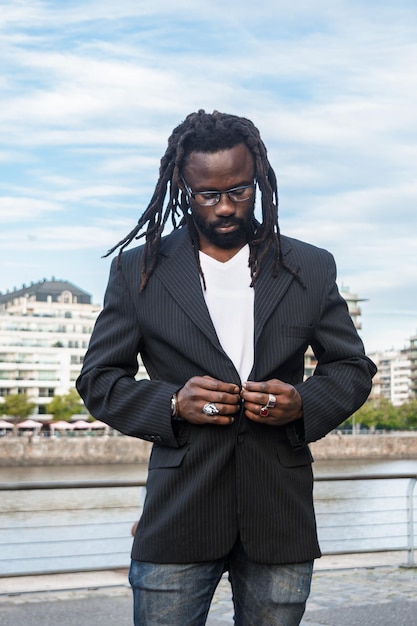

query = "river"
1;457;416;482
1;458;416;576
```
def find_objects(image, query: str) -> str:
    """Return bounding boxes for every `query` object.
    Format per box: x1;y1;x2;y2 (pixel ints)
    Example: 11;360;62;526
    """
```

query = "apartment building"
0;279;103;415
369;349;412;406
0;277;378;415
409;333;417;399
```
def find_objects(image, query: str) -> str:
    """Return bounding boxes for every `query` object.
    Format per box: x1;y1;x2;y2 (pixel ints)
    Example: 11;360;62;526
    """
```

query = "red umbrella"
0;419;14;429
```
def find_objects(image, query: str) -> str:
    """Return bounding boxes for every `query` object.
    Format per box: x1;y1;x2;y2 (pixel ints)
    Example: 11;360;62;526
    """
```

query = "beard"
191;211;255;249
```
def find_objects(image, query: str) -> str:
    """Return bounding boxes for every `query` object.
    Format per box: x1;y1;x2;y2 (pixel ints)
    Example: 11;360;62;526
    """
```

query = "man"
76;110;376;625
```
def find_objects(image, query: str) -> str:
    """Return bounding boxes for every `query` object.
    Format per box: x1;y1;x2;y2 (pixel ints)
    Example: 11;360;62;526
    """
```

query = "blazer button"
146;434;161;442
237;434;245;444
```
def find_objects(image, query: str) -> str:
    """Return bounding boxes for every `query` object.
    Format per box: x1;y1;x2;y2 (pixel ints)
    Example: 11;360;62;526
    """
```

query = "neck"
198;235;247;263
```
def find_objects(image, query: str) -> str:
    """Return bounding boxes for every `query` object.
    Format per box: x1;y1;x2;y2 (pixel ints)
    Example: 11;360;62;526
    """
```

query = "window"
39;388;55;398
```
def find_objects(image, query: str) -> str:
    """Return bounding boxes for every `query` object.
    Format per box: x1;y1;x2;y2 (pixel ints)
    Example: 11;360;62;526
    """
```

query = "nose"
214;193;236;216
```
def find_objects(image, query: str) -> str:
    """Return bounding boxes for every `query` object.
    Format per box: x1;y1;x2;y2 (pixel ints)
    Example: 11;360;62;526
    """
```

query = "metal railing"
313;473;417;567
0;473;416;576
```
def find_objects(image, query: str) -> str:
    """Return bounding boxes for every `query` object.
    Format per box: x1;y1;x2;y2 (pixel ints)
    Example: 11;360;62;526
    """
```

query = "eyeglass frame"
181;177;256;207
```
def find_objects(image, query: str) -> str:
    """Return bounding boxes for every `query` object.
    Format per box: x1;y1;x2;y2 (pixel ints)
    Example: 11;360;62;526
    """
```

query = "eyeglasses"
181;178;256;207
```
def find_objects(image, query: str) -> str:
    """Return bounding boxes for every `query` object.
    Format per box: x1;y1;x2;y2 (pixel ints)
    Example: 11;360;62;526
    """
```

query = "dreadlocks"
104;109;301;291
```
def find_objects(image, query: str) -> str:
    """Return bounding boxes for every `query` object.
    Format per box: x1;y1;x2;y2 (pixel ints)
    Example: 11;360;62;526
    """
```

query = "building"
369;349;412;406
0;279;102;416
409;333;417;399
339;284;368;331
0;277;372;416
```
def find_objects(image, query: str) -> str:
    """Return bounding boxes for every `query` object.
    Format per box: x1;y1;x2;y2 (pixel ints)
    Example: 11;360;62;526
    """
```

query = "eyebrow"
195;180;255;193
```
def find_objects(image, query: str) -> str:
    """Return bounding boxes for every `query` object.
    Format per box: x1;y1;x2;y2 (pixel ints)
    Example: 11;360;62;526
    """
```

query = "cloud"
0;196;63;221
0;0;416;351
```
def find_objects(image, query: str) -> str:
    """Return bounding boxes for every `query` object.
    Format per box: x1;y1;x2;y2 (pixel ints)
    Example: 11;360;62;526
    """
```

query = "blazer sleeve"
290;251;376;446
76;257;182;448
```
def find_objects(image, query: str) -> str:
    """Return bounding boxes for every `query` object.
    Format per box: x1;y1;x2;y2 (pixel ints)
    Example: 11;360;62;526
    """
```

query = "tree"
396;399;417;430
1;393;36;423
346;397;417;431
370;398;400;430
349;400;379;430
46;388;87;421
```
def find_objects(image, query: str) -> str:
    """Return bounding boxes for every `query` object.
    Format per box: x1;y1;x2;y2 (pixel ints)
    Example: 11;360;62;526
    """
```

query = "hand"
177;375;241;425
240;379;303;426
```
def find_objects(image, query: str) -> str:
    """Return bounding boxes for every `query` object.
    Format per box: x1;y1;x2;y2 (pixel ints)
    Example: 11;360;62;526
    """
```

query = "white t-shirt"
199;245;254;382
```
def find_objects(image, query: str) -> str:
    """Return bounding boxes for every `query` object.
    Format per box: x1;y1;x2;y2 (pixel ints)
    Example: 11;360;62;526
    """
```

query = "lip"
215;224;238;233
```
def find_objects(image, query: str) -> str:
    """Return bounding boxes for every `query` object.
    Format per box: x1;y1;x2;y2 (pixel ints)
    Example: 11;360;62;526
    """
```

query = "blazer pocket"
276;441;314;467
148;443;191;469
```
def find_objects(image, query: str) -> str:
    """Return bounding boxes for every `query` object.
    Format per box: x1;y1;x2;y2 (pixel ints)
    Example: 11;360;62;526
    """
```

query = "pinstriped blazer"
76;227;376;564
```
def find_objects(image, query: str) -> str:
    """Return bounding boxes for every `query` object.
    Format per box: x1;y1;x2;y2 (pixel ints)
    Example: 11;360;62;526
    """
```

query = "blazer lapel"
254;238;298;347
154;230;300;374
153;229;222;351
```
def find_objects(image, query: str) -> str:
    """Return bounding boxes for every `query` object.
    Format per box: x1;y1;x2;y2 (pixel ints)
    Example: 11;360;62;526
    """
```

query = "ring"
266;394;276;409
260;406;269;417
203;402;219;416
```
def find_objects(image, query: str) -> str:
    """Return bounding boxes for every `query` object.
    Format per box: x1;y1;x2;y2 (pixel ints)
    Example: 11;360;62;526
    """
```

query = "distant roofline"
0;278;92;305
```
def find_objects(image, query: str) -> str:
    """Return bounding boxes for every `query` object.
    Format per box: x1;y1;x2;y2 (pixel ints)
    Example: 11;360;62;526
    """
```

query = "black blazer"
76;227;376;564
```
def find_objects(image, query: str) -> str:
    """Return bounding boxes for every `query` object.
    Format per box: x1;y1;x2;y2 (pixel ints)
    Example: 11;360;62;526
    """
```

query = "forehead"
183;143;255;187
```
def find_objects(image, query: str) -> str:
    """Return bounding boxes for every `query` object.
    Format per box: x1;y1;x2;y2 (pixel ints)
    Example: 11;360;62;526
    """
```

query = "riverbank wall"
1;432;417;466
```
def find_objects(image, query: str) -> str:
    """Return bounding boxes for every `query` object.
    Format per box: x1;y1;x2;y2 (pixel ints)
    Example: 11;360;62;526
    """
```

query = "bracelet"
170;393;178;418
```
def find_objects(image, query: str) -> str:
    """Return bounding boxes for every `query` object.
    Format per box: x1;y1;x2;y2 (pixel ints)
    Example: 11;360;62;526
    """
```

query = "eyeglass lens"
194;185;255;206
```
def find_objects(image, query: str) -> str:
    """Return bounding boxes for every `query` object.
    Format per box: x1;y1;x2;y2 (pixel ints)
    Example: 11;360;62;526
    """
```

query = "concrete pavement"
1;552;416;625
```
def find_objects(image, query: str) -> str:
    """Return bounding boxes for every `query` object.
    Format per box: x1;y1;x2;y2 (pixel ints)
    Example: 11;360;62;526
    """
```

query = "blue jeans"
129;540;313;625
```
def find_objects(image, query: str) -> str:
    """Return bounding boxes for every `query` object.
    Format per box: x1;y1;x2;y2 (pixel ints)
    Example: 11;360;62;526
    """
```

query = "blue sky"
1;0;416;353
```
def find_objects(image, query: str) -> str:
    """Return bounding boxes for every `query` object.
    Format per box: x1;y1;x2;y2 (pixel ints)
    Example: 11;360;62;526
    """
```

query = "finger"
207;415;235;425
192;413;235;426
199;402;236;425
242;379;287;394
201;376;240;395
241;390;272;409
202;401;240;417
244;405;290;426
241;399;263;417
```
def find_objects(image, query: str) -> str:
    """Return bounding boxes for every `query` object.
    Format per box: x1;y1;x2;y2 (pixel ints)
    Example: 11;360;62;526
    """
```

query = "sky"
0;0;416;354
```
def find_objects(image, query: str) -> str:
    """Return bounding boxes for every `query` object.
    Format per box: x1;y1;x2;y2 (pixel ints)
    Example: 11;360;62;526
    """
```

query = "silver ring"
203;402;219;416
266;394;276;409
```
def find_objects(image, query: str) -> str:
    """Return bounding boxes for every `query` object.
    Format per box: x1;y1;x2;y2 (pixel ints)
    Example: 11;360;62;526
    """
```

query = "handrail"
0;479;147;491
315;472;417;481
1;472;416;490
1;473;416;575
406;477;416;566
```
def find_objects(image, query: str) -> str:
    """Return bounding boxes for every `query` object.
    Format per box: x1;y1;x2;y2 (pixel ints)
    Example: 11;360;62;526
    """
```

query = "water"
1;459;416;576
0;463;148;483
1;457;415;482
312;459;417;555
313;457;417;476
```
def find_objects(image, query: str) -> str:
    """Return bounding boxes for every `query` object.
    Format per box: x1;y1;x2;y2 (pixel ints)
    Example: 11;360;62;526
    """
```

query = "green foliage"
2;393;36;422
343;398;417;431
46;388;86;421
396;399;417;430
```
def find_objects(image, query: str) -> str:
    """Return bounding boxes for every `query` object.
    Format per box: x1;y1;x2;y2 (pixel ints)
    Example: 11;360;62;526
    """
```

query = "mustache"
211;217;243;228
